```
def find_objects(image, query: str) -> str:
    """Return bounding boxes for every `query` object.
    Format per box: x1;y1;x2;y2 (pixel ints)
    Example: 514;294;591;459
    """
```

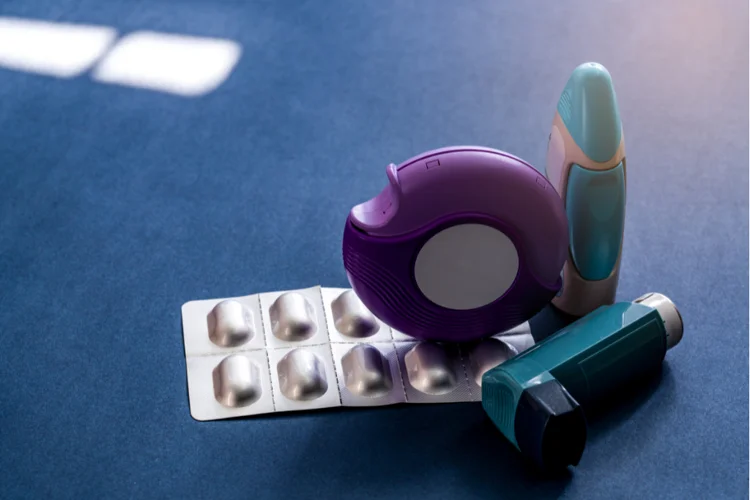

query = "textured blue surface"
557;62;622;163
0;0;747;499
566;162;626;280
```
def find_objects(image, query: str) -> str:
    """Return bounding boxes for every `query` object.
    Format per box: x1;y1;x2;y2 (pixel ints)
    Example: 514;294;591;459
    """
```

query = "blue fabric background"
0;0;747;498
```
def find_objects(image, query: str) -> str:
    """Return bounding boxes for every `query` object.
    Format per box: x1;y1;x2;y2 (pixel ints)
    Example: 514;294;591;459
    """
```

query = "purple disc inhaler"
342;146;569;342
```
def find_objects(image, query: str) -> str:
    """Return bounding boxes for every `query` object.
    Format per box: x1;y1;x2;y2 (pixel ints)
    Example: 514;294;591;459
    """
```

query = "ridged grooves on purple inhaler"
343;214;560;342
343;147;568;342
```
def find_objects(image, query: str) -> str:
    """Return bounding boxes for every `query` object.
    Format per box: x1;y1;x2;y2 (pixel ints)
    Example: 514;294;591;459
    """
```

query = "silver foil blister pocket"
181;285;533;421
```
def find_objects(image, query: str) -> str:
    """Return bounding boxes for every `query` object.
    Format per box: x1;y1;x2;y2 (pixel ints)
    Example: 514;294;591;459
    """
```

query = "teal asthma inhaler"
482;293;684;470
545;62;626;317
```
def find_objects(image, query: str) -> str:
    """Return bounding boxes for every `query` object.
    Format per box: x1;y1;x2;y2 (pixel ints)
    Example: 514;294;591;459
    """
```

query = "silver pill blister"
181;286;535;420
467;338;518;387
181;295;265;357
405;343;457;395
270;293;317;341
332;290;380;338
321;288;393;343
277;349;329;401
342;345;391;395
396;342;473;403
495;321;535;354
208;300;254;347
331;343;404;406
185;350;274;421
267;344;340;412
213;354;262;407
260;286;327;347
464;323;534;400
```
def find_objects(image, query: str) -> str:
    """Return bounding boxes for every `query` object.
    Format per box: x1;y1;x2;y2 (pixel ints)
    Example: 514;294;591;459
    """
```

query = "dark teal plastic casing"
482;294;683;469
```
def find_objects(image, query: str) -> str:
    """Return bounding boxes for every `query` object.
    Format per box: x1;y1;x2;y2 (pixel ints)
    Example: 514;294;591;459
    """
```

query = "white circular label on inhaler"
414;223;519;310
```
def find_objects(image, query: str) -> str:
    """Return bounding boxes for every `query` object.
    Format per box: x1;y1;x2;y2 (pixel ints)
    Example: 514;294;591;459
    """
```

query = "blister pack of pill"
181;285;534;421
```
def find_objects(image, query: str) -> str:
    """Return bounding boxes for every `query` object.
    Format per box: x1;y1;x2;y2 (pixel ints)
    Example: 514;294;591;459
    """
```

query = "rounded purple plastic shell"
342;146;569;342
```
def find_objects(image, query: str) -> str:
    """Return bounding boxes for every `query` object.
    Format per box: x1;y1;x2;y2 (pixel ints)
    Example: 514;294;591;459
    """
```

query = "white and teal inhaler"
545;62;626;317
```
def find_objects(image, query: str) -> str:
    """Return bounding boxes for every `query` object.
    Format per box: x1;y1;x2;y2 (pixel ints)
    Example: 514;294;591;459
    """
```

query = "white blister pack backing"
181;286;534;421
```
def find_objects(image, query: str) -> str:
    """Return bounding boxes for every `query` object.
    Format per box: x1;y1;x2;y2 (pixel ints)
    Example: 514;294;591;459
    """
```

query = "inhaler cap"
634;293;684;350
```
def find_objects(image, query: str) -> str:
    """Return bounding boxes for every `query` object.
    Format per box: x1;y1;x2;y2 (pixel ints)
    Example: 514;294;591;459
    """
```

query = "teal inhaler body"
482;293;683;470
545;62;627;317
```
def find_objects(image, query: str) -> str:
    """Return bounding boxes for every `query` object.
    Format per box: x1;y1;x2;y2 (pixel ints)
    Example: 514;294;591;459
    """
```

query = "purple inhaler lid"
343;146;568;342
